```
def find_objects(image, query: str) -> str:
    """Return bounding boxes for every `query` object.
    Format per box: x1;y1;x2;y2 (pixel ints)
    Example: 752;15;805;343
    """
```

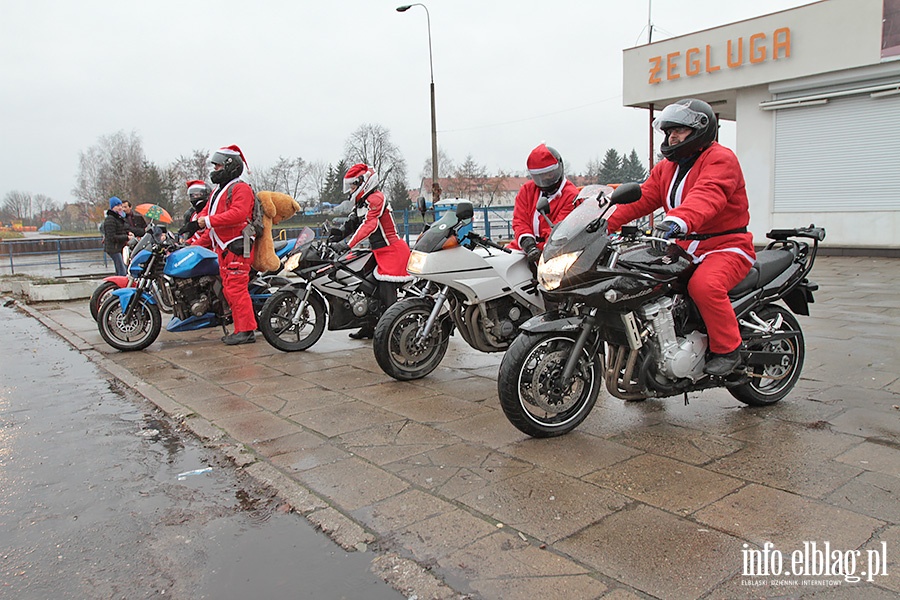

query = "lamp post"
396;3;441;204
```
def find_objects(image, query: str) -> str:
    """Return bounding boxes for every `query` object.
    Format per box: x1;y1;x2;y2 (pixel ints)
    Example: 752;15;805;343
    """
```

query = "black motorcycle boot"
348;326;374;340
223;330;256;345
703;348;742;377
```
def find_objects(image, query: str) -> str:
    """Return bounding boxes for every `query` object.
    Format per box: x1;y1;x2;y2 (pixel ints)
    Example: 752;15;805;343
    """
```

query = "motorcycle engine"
639;297;708;381
347;291;374;317
171;276;216;318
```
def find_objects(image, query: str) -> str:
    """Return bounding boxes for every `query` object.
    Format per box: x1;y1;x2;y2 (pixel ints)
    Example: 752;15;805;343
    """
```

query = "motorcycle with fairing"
372;200;544;380
497;183;825;437
96;226;293;351
258;227;392;351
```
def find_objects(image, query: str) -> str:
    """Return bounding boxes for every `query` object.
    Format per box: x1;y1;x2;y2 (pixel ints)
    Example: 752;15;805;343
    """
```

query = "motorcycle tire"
373;298;450;381
729;304;805;406
89;280;121;322
258;288;326;352
97;295;162;352
497;331;602;438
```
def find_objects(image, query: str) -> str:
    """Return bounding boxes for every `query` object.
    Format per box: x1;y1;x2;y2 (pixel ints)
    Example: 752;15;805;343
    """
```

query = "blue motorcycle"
97;226;295;351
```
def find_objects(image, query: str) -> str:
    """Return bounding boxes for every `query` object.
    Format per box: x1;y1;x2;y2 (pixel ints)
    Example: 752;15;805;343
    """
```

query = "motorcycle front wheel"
373;298;450;381
497;332;601;438
258;288;326;352
97;295;162;351
90;280;121;322
729;304;805;406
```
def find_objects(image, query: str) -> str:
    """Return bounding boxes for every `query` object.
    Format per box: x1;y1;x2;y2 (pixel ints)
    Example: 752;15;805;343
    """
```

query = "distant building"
414;175;604;207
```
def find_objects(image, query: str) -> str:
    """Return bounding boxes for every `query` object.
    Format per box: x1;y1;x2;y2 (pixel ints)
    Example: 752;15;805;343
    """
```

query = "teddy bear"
252;190;301;273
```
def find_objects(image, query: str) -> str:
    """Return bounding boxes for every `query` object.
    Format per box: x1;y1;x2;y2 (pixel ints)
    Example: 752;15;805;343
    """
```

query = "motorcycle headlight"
283;252;302;273
407;250;428;274
538;251;581;291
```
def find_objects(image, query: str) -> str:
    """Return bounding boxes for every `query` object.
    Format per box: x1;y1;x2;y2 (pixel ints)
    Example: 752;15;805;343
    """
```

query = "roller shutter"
773;92;900;212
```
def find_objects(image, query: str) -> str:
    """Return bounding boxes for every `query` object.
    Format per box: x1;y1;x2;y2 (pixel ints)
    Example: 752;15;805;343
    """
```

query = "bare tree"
2;190;32;220
420;148;454;182
445;155;488;203
248;156;312;200
306;160;330;208
344;123;406;188
72;130;149;208
32;194;59;220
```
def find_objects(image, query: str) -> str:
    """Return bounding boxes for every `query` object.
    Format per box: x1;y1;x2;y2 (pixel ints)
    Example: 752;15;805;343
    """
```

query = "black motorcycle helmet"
209;145;246;185
186;180;211;211
655;99;718;162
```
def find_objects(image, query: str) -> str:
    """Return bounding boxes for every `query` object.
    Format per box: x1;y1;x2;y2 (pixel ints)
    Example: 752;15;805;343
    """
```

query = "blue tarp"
38;221;61;232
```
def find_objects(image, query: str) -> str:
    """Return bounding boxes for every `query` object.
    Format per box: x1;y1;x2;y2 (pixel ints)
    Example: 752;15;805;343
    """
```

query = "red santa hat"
212;144;250;172
526;143;559;175
186;179;207;192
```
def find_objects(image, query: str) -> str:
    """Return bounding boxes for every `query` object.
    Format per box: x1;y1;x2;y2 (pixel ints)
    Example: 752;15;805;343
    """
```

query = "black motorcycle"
258;227;390;352
497;183;825;438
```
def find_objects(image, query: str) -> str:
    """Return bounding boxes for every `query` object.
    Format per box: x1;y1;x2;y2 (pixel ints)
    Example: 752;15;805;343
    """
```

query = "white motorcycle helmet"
343;163;379;202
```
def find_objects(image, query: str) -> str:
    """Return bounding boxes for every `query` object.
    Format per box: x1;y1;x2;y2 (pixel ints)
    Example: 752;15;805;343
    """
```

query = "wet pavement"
8;255;900;600
0;304;403;600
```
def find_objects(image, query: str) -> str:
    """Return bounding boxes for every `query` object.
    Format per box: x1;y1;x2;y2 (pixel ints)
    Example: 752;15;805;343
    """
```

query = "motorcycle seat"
728;249;794;297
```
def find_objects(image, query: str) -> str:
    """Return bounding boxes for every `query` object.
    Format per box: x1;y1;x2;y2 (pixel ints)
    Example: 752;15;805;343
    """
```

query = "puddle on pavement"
0;305;404;599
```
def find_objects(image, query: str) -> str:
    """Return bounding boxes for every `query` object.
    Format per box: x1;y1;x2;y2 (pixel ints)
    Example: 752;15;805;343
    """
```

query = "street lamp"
396;3;441;204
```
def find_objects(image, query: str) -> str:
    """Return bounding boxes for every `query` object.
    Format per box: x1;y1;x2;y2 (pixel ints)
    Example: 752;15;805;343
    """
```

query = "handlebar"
465;231;511;253
766;225;826;242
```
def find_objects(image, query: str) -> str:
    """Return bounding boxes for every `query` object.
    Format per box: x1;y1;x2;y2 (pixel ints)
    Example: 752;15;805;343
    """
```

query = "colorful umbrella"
134;203;173;224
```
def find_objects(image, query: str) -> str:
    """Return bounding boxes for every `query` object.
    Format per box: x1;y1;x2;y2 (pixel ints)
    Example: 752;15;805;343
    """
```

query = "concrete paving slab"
10;255;900;599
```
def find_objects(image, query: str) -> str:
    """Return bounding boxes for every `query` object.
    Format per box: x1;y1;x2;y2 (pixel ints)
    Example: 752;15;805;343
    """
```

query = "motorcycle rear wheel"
97;295;162;351
498;332;601;438
729;304;804;406
373;298;450;381
90;280;121;322
258;288;326;352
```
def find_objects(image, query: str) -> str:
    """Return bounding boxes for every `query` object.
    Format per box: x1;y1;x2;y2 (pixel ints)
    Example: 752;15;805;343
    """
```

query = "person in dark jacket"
121;200;147;237
103;196;133;276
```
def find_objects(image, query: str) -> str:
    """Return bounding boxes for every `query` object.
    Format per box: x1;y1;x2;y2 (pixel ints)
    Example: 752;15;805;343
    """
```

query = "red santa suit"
607;141;756;354
346;190;413;282
508;179;581;251
205;178;257;333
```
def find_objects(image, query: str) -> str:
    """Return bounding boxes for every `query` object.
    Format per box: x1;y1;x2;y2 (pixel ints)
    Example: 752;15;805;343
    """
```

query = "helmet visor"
342;178;359;194
652;103;709;133
529;164;562;190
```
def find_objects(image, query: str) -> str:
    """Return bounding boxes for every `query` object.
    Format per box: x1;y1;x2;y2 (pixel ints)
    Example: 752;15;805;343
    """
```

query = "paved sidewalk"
12;256;900;599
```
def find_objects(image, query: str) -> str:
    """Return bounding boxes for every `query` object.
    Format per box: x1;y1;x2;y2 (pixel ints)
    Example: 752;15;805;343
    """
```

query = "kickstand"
683;392;690;406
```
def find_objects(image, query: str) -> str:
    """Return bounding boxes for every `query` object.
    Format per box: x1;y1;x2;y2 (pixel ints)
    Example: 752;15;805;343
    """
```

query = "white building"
622;0;900;249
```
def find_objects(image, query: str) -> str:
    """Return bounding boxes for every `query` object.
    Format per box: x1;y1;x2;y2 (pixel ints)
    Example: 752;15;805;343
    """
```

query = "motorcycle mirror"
536;196;550;215
417;197;427;215
609;182;642;205
455;202;474;221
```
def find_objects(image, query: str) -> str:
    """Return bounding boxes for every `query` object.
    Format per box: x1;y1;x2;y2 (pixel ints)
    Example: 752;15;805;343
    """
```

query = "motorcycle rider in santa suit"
606;98;756;377
195;145;258;346
179;179;212;246
329;163;413;339
508;143;581;264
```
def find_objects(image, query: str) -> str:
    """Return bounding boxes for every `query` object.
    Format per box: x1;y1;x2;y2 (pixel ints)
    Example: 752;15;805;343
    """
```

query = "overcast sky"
1;0;813;205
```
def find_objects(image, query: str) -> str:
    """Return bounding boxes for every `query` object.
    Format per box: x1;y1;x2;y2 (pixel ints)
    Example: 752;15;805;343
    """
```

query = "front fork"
559;308;598;387
289;285;315;324
414;285;449;346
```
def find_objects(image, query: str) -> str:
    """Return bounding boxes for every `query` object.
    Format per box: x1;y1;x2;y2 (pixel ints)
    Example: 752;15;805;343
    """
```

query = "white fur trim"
374;268;414;282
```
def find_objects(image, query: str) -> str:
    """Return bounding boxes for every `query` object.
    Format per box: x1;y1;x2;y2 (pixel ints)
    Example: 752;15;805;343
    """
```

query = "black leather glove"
178;219;201;238
329;240;349;254
653;219;681;240
519;236;541;264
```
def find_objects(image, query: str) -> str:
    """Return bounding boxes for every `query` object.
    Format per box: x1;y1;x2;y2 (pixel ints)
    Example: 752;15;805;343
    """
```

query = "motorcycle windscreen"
413;211;460;252
164;246;220;278
542;195;607;258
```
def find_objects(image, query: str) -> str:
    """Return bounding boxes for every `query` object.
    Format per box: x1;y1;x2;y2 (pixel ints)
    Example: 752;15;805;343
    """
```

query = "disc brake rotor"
527;348;584;413
394;316;431;360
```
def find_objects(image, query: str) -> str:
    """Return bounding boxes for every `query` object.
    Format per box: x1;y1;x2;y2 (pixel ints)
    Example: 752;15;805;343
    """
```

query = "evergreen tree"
597;149;623;184
321;160;348;206
620;149;648;183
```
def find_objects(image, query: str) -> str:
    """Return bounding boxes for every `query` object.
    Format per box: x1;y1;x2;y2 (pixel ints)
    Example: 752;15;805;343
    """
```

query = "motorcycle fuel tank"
164;247;220;279
128;250;152;277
